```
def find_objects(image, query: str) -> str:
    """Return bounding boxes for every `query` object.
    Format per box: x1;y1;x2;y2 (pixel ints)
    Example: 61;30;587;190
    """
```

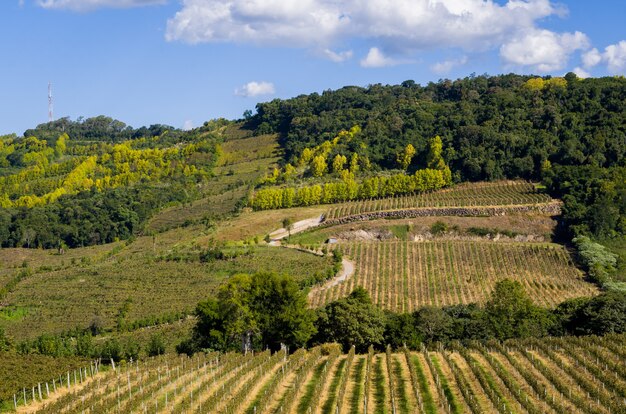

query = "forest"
249;73;626;238
0;118;220;248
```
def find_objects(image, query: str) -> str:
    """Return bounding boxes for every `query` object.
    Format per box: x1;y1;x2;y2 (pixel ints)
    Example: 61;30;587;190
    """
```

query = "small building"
326;238;338;244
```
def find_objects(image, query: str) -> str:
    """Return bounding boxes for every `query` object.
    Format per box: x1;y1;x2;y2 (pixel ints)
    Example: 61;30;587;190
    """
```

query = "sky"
1;0;625;136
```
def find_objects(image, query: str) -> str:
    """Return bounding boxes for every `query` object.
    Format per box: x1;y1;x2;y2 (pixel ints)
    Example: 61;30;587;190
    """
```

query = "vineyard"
309;241;597;311
324;181;553;220
12;334;626;413
1;246;334;341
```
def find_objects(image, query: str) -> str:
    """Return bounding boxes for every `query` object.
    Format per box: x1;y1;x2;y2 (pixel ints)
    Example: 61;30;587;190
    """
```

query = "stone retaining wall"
321;202;562;227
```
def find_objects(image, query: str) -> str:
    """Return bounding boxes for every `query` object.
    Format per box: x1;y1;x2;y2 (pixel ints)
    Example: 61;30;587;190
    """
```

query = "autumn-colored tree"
311;155;328;177
332;154;347;174
396;143;416;170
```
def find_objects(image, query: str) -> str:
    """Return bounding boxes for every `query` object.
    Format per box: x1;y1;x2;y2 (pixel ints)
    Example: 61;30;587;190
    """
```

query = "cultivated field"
309;241;597;311
1;247;334;341
15;334;626;413
324;181;554;220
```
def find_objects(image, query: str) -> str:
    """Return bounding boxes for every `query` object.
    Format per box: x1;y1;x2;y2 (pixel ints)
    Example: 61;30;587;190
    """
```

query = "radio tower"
48;82;53;123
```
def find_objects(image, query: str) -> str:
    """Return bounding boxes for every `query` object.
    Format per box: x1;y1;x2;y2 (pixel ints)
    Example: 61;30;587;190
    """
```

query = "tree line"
179;273;626;355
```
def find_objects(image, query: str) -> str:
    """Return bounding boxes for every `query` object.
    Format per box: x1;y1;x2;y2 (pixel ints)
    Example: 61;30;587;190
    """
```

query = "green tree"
282;217;294;237
147;334;166;357
484;279;553;340
183;272;315;354
313;288;386;352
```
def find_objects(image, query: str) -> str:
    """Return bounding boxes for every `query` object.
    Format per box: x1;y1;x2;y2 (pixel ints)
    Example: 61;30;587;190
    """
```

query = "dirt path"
269;215;324;241
308;258;355;301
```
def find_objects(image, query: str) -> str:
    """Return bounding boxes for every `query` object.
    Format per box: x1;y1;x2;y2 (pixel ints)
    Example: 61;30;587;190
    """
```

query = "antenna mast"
48;82;53;123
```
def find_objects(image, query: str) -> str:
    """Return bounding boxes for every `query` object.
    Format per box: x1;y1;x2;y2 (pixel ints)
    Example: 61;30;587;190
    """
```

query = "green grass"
392;357;411;413
430;355;461;414
321;358;347;413
373;355;387;414
296;360;327;414
0;306;28;321
350;358;366;412
411;355;437;414
389;225;409;241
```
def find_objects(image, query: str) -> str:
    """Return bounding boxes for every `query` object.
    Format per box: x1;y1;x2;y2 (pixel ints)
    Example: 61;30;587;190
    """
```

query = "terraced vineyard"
17;334;626;413
324;181;554;220
309;241;597;311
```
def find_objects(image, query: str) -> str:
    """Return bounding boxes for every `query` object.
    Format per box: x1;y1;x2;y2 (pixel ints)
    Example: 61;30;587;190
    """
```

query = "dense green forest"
248;73;626;238
250;74;625;179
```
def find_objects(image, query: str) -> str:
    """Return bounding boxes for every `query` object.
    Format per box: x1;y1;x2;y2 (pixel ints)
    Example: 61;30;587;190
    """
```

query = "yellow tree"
396;143;416;170
311;155;328;177
426;136;446;170
332;154;347;174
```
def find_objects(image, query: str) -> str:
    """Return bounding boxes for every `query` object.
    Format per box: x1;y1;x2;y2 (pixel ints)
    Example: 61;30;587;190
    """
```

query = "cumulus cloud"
322;49;353;63
604;41;626;73
431;56;468;74
166;0;562;51
500;29;589;72
581;41;626;74
572;67;590;78
360;48;401;68
36;0;165;11
582;48;602;68
235;81;275;97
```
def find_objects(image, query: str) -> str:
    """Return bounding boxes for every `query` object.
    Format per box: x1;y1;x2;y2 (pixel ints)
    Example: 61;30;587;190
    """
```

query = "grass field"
14;333;625;413
324;180;554;220
309;240;597;311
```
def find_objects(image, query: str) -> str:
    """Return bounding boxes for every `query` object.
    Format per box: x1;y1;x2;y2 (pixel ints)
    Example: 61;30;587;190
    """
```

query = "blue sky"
1;0;625;136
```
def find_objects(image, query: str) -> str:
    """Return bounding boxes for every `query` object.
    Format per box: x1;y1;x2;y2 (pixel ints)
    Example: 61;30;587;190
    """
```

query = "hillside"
1;75;625;412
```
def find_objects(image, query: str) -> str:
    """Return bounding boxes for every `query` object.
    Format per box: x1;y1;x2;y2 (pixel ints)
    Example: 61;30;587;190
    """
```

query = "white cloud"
604;41;626;73
500;29;589;72
182;120;194;131
322;49;353;63
36;0;165;11
581;41;626;74
166;0;562;52
572;67;590;78
582;48;602;68
431;56;468;74
235;81;275;97
360;47;400;68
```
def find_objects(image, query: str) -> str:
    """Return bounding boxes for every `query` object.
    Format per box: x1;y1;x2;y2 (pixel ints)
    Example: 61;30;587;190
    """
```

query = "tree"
311;155;328;177
414;307;453;344
396;143;416;170
484;279;553;340
313;288;386;352
147;334;166;356
282;217;294;237
560;291;626;336
426;136;446;170
183;272;315;354
332;154;347;174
